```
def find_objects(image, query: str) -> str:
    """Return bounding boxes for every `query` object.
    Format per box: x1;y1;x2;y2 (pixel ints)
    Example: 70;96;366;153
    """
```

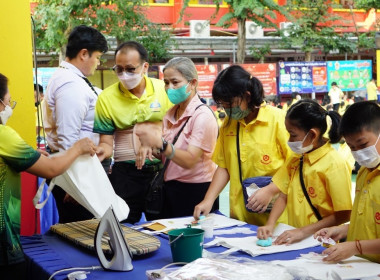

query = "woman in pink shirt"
136;57;219;218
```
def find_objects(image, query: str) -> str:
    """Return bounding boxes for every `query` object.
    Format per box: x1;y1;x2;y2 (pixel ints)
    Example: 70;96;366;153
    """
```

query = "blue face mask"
225;106;251;120
167;83;191;104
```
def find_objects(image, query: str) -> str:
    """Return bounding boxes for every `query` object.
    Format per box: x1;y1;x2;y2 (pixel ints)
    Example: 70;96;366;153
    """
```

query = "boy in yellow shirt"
315;101;380;263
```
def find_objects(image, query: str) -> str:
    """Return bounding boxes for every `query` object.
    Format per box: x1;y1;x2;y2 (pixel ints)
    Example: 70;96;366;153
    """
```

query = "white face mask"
0;105;13;125
118;64;145;90
287;132;314;155
351;134;380;168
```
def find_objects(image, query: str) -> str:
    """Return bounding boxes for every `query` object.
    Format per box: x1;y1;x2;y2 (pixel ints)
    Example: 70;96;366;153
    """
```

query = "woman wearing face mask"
193;65;291;226
257;99;352;245
135;57;219;218
0;73;96;278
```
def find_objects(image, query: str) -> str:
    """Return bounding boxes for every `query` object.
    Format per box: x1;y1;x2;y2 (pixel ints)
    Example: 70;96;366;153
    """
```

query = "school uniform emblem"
375;212;380;224
260;154;271;165
308;186;317;198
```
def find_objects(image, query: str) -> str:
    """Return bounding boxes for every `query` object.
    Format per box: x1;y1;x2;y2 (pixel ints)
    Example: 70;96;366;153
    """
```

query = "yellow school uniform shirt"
212;105;291;226
347;165;380;263
272;142;352;228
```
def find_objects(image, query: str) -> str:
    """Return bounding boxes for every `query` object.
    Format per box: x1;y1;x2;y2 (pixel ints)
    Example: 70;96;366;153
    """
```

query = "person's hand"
193;199;214;220
314;225;347;243
134;122;163;149
37;149;49;157
73;138;96;156
274;228;306;245
63;193;78;204
321;242;357;263
95;146;106;161
246;187;273;213
135;146;153;169
257;224;275;240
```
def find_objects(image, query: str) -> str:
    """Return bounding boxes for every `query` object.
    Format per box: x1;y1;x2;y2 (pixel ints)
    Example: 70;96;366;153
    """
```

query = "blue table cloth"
21;223;324;280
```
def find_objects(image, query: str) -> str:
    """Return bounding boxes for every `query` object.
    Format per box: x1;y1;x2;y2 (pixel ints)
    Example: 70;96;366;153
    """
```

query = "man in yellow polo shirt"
94;41;172;223
367;78;378;102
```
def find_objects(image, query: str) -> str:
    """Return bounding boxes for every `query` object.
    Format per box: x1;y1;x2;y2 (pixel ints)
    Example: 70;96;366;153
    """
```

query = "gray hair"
163;57;198;82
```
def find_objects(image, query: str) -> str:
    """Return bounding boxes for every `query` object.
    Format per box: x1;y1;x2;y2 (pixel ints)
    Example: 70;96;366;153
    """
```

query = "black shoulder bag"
145;104;205;216
299;156;323;221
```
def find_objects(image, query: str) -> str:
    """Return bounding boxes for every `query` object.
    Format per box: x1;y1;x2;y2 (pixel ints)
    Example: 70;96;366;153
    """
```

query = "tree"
33;0;173;63
280;0;357;61
181;0;288;63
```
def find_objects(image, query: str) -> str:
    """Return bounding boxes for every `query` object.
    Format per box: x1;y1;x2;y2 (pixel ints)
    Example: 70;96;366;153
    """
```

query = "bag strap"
299;156;323;221
236;122;243;185
161;104;205;173
33;178;56;209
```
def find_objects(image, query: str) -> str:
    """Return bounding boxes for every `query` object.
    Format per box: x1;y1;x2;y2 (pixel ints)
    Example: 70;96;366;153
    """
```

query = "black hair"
340;101;380;137
212;65;264;109
115;41;149;62
0;73;8;101
331;81;337;86
34;83;43;94
286;99;342;143
218;112;226;119
66;25;108;59
291;92;299;100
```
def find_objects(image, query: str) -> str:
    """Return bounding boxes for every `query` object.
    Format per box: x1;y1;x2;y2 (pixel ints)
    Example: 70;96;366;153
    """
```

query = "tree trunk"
305;51;312;62
237;18;246;64
59;45;66;64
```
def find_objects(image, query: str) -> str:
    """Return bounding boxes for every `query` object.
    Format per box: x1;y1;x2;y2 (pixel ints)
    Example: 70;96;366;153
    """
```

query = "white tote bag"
33;154;129;222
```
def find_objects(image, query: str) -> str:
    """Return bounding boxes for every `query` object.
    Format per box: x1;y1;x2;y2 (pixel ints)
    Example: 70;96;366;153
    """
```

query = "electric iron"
94;206;133;271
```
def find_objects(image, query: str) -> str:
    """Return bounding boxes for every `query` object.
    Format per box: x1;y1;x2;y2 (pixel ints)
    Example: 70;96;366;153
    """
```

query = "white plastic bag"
33;154;129;222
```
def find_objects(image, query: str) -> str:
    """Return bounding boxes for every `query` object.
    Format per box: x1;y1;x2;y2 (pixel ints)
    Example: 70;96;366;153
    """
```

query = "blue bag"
242;176;273;213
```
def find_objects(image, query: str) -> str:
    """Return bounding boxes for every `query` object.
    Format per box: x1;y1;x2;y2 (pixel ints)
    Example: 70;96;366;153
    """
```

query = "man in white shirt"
328;82;344;112
43;25;108;223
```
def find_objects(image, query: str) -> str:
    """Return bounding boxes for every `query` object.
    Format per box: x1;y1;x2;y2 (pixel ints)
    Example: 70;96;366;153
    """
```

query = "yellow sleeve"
212;126;227;169
272;158;292;195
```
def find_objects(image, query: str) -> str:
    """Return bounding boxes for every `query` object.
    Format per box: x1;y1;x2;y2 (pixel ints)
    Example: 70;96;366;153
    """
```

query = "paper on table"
272;254;380;280
149;213;246;231
203;223;320;257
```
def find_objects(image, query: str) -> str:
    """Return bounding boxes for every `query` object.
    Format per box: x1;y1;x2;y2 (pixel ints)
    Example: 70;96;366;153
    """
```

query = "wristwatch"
160;137;168;153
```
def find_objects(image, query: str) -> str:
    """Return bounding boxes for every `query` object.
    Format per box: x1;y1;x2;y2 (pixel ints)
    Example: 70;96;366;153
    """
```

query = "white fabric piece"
272;254;380;280
203;223;320;257
213;227;256;235
151;213;246;231
33;154;129;221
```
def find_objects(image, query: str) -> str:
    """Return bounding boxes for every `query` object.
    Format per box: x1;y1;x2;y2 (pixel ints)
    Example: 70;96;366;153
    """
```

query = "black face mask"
35;101;40;107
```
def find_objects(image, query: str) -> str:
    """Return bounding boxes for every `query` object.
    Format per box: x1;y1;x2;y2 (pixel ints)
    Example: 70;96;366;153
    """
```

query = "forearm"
301;210;351;237
266;193;287;226
203;167;230;203
98;142;113;158
162;143;201;169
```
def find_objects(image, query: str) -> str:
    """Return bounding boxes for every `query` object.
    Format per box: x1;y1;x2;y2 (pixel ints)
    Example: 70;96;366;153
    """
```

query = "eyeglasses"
112;64;143;75
0;99;16;109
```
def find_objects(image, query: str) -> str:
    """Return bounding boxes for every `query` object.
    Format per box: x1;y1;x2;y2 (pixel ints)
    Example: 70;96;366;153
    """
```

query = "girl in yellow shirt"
257;100;352;244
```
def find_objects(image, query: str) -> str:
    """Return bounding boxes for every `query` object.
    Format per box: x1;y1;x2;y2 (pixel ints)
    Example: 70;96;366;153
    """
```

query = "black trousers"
161;180;219;219
109;162;160;224
0;261;26;280
51;158;112;224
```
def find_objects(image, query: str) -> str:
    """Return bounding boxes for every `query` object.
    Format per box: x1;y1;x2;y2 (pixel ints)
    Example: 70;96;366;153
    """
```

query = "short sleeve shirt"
273;142;352;228
163;95;218;183
347;165;380;263
212;105;291;225
0;125;40;265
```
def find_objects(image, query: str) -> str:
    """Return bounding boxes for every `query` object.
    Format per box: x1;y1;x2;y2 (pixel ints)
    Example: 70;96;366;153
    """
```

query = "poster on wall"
159;64;218;98
278;61;327;95
33;67;58;92
222;63;277;96
327;60;372;91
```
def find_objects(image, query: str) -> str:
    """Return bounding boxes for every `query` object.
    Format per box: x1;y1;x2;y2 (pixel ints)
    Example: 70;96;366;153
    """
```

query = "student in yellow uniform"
257;100;352;244
193;65;291;226
315;101;380;263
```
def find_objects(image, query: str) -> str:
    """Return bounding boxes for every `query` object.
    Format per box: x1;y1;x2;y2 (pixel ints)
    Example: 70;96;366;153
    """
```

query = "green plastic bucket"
168;228;204;263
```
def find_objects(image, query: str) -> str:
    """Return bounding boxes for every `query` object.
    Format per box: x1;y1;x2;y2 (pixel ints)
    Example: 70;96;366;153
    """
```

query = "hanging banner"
222;63;277;96
327;60;372;91
159;64;218;98
278;61;327;95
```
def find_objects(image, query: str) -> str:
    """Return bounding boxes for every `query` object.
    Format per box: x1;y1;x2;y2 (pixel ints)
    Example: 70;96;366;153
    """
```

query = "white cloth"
43;61;99;151
328;86;343;105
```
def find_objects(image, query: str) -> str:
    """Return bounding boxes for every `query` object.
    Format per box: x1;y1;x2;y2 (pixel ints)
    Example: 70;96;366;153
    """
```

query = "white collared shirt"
43;61;99;151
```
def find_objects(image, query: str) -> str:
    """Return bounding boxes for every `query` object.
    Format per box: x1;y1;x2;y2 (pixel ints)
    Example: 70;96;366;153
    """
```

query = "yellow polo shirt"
213;105;291;226
273;142;352;228
347;165;380;263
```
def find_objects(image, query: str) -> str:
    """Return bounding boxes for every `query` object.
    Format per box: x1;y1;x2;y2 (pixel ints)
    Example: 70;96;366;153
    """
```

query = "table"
21;221;325;280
